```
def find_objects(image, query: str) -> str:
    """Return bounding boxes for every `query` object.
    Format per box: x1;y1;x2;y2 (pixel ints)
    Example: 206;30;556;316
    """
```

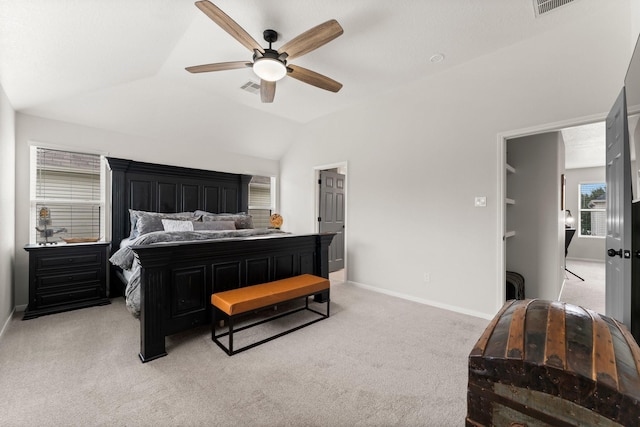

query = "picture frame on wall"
561;174;566;210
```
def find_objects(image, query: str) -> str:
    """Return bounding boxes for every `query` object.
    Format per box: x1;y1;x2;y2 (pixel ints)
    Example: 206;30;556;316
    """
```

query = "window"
248;176;275;228
579;182;606;237
30;147;105;244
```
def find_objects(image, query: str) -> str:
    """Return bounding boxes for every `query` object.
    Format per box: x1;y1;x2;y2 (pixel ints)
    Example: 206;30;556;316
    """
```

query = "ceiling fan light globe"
253;58;287;82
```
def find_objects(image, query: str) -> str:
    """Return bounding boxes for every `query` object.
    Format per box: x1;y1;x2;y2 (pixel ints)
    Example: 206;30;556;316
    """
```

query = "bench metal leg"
228;316;234;355
212;305;220;341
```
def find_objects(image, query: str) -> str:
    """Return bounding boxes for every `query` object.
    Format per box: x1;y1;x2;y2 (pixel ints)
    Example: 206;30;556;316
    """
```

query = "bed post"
316;233;336;278
239;175;251;213
137;251;172;363
314;233;336;302
106;157;130;297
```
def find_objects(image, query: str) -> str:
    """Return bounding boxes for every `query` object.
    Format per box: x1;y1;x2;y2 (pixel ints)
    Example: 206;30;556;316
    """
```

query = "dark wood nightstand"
23;241;111;320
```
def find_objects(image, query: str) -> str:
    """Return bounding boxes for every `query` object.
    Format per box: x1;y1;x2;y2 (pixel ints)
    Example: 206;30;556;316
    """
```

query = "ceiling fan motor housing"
253;48;286;63
263;29;278;44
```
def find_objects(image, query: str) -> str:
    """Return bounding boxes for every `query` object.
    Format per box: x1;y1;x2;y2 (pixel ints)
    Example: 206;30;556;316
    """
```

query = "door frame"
314;161;348;279
497;112;606;312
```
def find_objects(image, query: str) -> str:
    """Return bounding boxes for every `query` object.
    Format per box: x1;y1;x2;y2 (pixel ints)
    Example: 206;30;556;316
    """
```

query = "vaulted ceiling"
0;0;620;160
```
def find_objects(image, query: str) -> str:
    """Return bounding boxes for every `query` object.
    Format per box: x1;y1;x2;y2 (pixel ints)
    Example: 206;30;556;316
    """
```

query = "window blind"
32;147;103;243
248;176;273;229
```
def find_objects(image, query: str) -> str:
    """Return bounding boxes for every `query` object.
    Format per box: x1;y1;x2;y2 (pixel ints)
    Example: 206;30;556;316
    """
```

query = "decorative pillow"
132;211;197;236
201;213;254;229
192;220;236;231
129;210;198;238
194;210;248;218
129;210;139;239
161;219;194;232
193;210;237;217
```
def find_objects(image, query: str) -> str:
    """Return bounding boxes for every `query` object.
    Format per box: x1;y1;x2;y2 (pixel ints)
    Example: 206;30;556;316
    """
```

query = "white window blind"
248;176;274;228
31;147;104;243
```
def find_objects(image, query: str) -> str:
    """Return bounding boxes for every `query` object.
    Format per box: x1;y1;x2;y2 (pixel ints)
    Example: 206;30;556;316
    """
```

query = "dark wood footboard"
131;232;335;362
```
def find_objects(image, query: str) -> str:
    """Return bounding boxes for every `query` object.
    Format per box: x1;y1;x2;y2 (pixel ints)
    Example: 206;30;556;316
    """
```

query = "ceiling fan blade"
287;64;342;93
260;80;276;103
195;1;263;53
278;19;343;60
185;61;251;73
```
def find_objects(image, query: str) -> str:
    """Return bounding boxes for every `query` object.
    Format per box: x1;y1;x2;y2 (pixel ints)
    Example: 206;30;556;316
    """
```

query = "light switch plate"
475;196;487;207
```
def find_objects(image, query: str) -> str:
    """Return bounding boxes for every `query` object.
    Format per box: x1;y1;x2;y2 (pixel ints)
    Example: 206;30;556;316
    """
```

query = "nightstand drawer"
36;286;102;308
36;252;101;270
37;270;100;289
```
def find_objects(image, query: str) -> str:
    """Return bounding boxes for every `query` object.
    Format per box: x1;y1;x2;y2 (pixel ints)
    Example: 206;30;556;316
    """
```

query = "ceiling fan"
186;0;344;103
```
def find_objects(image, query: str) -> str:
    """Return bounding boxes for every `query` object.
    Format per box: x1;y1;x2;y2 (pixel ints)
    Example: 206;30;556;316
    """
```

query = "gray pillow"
193;210;239;217
193;220;236;231
129;210;197;238
132;211;197;236
201;213;254;229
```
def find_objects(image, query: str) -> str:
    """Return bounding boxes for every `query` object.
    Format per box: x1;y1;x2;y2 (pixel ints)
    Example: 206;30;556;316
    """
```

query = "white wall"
632;0;640;47
0;83;16;333
565;166;606;261
13;113;280;308
9;2;636;319
280;2;632;319
506;133;565;301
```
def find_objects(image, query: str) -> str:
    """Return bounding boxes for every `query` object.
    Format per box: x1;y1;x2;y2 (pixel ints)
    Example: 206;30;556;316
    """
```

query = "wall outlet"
423;272;431;283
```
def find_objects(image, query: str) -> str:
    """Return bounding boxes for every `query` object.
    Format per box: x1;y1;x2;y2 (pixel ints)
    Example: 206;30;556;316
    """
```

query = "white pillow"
161;219;194;231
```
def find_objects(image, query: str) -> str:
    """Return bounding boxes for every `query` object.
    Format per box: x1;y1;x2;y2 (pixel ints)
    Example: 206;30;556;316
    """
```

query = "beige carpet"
0;275;489;426
560;259;605;314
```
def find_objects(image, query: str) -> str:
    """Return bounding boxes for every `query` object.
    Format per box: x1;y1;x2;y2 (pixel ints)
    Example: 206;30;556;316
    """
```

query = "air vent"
240;81;260;94
533;0;576;17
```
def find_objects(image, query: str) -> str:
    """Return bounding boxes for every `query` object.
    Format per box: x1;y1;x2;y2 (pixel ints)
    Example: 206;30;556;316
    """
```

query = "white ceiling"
562;122;606;170
0;0;616;160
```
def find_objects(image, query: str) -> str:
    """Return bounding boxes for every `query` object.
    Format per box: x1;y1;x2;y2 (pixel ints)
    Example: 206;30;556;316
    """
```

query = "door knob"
608;248;623;258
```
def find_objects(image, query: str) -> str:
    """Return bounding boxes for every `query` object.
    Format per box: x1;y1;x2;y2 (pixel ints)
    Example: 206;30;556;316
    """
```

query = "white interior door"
605;88;632;325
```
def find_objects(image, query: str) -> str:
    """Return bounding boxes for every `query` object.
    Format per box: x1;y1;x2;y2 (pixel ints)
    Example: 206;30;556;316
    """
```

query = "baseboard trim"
0;307;15;343
558;278;567;301
346;280;495;320
566;257;605;263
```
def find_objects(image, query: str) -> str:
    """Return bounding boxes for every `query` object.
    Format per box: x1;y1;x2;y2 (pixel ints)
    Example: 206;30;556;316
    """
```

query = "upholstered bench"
211;274;330;355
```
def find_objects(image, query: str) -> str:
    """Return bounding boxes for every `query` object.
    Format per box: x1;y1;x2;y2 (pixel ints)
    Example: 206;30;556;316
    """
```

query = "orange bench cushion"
211;274;330;316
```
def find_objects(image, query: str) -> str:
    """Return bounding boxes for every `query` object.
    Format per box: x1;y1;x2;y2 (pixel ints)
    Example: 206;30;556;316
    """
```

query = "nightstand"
23;241;111;320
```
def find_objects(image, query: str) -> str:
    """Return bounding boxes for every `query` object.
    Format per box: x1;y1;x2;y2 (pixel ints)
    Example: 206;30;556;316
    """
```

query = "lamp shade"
565;210;575;227
253;58;287;82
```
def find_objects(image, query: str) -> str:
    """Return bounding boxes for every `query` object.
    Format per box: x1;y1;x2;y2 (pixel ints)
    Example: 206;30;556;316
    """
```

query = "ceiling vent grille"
240;81;261;94
533;0;576;17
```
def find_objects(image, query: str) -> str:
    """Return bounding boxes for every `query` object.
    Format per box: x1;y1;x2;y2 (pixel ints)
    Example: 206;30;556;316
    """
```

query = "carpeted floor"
559;259;605;314
0;262;607;427
0;274;489;427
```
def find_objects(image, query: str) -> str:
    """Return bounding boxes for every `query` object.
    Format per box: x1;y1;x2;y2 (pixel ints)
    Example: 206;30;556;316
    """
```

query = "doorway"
499;118;608;311
315;162;347;278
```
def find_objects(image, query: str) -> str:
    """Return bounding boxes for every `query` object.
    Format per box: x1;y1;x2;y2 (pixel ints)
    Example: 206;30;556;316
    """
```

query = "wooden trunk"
467;299;640;426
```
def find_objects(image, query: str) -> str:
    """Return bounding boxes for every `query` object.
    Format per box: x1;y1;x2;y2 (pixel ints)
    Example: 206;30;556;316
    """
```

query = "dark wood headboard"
107;157;251;255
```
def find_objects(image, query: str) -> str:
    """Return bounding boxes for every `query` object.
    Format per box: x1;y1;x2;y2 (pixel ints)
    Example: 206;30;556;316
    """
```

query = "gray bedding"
109;229;286;317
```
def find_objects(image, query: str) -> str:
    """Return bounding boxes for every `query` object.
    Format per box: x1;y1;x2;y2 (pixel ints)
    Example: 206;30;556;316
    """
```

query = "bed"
106;158;335;362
